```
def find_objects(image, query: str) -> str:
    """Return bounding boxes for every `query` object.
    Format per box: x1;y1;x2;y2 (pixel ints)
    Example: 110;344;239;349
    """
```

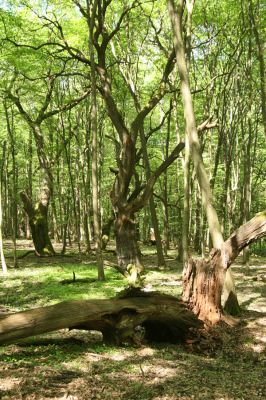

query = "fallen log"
0;290;202;345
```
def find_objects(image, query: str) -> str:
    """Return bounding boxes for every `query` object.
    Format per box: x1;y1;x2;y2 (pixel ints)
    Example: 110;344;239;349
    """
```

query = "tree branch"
223;210;266;268
130;48;175;141
130;142;185;212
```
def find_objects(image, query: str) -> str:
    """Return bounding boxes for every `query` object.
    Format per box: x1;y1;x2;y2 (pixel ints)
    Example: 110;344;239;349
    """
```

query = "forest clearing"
0;241;265;400
0;0;266;399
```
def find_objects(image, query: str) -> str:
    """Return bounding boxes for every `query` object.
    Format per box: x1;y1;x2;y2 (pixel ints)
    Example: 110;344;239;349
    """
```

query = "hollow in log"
0;290;202;346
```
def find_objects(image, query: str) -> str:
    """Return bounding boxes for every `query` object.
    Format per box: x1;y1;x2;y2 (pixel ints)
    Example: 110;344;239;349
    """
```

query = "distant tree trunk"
162;108;172;254
88;0;105;280
4;101;18;267
102;216;114;250
7;75;90;254
61;114;81;252
20;188;55;256
248;0;266;141
0;177;7;275
25;129;33;239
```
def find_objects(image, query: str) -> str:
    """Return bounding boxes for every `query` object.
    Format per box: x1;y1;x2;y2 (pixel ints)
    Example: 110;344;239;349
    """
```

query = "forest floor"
0;240;265;400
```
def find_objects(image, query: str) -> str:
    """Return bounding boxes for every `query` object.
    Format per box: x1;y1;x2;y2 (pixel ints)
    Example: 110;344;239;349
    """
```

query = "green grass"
0;262;127;310
0;252;185;311
0;250;265;400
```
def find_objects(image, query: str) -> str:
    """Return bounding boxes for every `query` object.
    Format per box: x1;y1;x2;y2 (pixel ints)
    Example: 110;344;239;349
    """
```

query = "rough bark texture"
182;250;224;323
115;211;142;273
20;192;55;256
0;290;202;346
182;211;266;323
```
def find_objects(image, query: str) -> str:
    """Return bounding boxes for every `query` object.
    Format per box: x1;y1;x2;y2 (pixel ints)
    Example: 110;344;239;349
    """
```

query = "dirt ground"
0;241;265;400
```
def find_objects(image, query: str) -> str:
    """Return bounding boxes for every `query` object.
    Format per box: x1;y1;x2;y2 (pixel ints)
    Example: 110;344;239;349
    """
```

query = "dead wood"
0;290;202;346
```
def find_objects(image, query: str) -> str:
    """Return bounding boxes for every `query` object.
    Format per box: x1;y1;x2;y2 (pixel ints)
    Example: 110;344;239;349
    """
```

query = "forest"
0;0;265;399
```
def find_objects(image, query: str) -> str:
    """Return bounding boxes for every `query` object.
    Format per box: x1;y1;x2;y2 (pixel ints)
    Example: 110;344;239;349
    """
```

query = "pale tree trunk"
4;101;18;267
168;0;223;249
0;179;7;275
88;0;105;280
182;138;190;263
168;0;239;319
162;109;172;254
241;40;253;267
248;0;266;141
181;0;194;264
25;129;33;239
60;113;81;252
81;114;92;253
173;91;184;260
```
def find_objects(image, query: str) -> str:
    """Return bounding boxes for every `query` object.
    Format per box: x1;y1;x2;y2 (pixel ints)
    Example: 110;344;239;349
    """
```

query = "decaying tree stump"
0;289;202;346
182;211;266;323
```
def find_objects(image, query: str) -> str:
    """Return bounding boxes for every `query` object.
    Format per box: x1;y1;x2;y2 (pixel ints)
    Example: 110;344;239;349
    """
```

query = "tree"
87;0;105;280
0;171;7;275
166;0;264;322
5;75;90;255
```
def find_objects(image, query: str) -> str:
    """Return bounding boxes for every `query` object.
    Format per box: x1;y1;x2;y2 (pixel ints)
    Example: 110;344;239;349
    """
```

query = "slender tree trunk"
4;101;18;267
88;0;105;280
168;0;240;319
0;178;7;275
242;49;253;266
248;0;266;141
182;138;190;262
181;0;194;264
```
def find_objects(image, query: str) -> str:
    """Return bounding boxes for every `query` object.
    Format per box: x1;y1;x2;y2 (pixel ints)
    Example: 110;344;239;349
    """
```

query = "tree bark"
0;178;7;275
3;101;18;267
248;0;266;142
20;191;55;256
0;290;202;345
168;0;241;318
114;210;142;273
88;0;105;280
182;211;266;323
168;0;224;250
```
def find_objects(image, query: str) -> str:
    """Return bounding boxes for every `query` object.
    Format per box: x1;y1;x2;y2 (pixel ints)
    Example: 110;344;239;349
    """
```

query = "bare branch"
130;142;185;212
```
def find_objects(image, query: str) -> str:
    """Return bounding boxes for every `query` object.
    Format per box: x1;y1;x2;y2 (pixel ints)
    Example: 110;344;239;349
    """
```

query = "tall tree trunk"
0;176;7;275
4;101;18;267
168;0;240;318
181;0;194;264
248;0;266;141
241;39;253;267
88;0;105;280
